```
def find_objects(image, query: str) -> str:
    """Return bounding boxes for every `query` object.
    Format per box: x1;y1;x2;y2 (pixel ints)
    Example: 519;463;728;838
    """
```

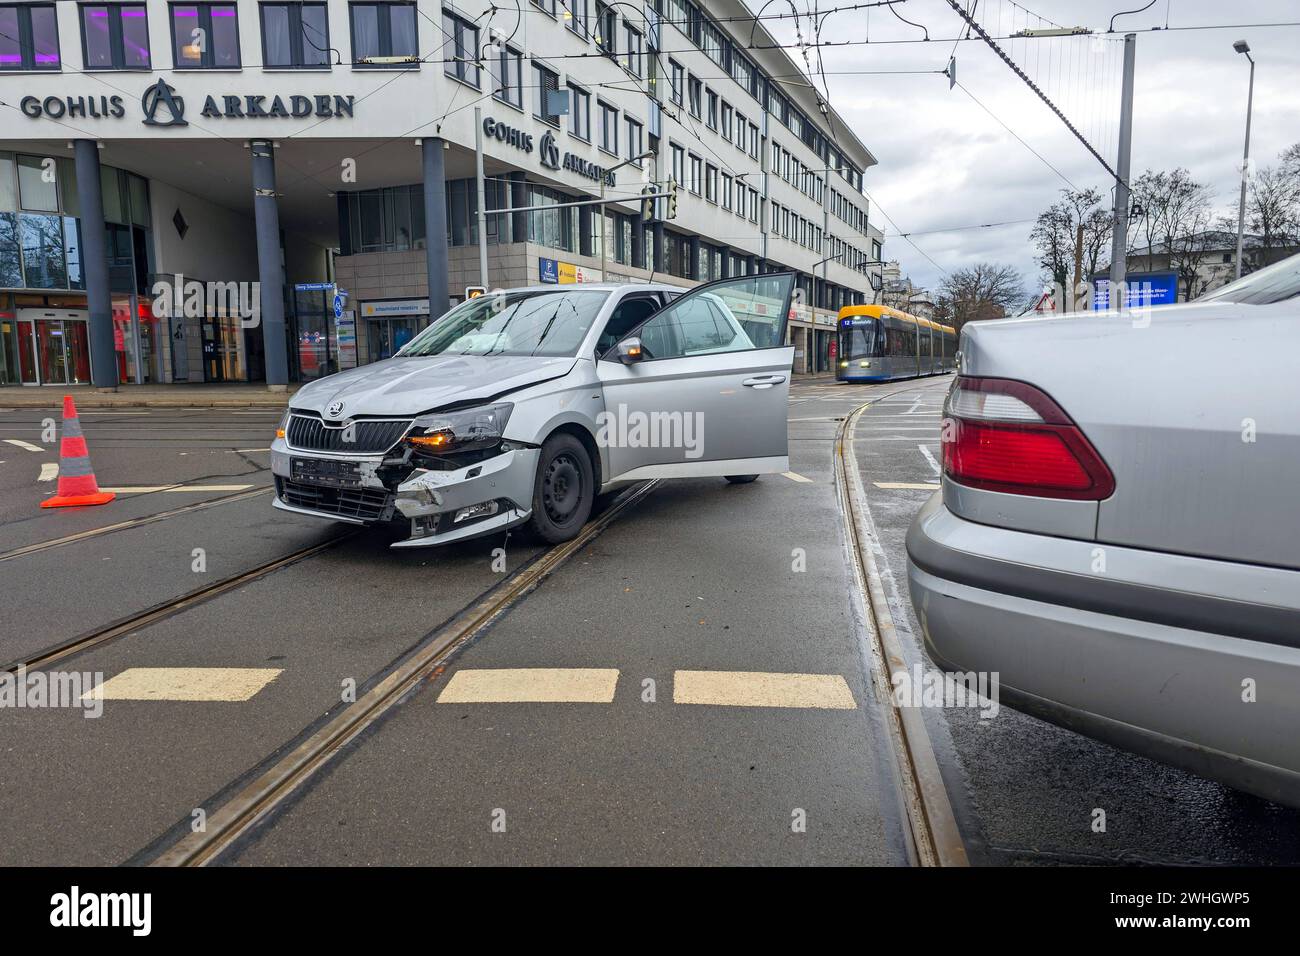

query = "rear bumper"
906;494;1300;807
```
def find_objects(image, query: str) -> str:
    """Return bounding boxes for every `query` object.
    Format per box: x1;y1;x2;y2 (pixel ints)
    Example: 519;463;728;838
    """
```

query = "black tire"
724;474;759;484
527;433;595;543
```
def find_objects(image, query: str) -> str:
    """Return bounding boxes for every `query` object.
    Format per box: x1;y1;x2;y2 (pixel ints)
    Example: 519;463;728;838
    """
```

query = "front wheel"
724;475;759;484
527;433;595;543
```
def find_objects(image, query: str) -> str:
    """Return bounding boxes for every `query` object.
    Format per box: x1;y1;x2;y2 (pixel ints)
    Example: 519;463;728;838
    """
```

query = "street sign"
333;293;345;319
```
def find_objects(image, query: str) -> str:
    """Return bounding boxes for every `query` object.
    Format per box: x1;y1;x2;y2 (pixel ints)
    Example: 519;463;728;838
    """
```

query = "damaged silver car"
271;274;797;548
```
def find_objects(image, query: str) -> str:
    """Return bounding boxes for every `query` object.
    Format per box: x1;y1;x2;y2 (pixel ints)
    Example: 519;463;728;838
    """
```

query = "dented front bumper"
270;440;537;547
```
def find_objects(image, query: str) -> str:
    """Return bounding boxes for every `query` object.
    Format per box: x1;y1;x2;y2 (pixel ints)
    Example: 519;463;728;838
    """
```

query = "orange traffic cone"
41;396;115;508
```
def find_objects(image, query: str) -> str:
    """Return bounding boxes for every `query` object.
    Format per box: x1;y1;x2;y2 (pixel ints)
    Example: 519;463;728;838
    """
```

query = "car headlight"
404;403;513;454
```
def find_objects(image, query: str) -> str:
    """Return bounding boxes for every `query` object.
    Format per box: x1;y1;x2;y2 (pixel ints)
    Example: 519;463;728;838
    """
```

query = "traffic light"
464;286;486;299
641;185;655;223
666;177;679;220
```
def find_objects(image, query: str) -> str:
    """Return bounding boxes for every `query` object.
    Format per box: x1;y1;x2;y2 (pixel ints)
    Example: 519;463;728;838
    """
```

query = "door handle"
742;375;786;388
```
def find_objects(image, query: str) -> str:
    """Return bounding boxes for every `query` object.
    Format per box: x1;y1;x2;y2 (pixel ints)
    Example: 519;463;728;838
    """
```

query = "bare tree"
1030;188;1111;308
1243;144;1300;269
1127;168;1215;299
937;262;1025;331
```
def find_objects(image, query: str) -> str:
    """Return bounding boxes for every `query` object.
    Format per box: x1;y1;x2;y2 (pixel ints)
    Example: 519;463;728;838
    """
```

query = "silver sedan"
906;254;1300;807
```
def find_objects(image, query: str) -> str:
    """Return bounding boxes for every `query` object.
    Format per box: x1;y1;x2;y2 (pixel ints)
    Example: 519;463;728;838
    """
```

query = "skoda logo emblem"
326;401;345;419
539;130;561;170
141;79;187;127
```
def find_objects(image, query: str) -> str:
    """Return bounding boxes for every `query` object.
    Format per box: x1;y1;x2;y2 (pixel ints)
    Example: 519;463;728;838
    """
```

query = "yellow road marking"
673;670;857;709
99;484;255;493
84;667;283;702
782;471;814;483
874;482;941;490
437;668;620;703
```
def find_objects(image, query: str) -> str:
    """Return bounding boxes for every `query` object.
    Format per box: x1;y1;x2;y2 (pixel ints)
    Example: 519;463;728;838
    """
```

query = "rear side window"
1198;254;1300;304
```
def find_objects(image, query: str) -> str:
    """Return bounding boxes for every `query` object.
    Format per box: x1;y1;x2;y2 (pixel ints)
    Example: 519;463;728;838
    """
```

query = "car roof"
494;282;682;294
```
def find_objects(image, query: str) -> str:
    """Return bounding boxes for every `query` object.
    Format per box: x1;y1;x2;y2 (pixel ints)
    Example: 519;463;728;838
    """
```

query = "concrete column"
687;236;701;280
510;172;528;245
652;222;666;274
630;217;645;269
422;138;451;315
250;140;288;388
578;202;594;257
719;246;731;279
73;140;116;390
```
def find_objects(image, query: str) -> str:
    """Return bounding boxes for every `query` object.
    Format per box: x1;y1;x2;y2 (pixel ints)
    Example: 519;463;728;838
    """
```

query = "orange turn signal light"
407;432;452;449
276;428;286;438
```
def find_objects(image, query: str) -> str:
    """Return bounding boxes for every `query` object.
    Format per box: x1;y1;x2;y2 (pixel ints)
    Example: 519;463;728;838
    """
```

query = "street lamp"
1233;39;1255;280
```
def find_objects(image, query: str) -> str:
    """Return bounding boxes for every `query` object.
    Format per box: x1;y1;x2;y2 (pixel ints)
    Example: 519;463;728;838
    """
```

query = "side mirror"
615;336;644;365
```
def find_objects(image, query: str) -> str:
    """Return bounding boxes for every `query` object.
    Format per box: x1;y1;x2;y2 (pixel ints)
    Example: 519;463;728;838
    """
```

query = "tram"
835;305;957;382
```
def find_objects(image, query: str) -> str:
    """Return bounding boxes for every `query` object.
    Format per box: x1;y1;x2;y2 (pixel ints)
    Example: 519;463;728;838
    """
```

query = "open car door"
596;273;796;480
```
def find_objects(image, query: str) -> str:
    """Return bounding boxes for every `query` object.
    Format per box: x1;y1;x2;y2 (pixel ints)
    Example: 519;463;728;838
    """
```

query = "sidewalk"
0;383;300;408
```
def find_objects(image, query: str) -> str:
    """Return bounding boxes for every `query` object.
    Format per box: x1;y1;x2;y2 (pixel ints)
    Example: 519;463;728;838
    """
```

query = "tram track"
3;529;354;674
143;479;661;867
833;380;968;867
0;486;274;565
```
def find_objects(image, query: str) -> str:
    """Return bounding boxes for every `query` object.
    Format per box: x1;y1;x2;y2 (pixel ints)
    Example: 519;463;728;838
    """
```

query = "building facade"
0;0;883;388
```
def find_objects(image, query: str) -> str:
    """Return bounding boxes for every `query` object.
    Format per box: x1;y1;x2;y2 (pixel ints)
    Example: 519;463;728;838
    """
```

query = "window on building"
670;142;685;186
733;110;746;149
533;61;561;125
721;172;732;210
81;4;151;69
748;122;759;158
623;23;642;76
704;164;717;203
687;153;701;194
566;0;587;35
687;76;702;118
490;44;523;106
169;3;240;68
598;100;618;154
440;9;479;84
625;116;644;164
720;102;732;142
531;0;556;14
669;59;683;106
349;2;417;65
705;89;717;129
594;2;615;55
0;3;60;71
748;187;759;222
261;2;329;68
568;83;591;140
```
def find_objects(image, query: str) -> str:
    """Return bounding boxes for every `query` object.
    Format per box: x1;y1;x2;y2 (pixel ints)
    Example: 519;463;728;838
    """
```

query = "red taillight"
943;377;1115;500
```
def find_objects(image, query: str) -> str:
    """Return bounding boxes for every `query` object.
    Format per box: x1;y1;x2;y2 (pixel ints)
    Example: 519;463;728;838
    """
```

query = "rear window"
1197;253;1300;305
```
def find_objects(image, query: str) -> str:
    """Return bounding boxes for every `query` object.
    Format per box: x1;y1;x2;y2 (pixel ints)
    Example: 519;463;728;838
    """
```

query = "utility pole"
1108;33;1136;306
1233;40;1256;280
474;106;489;289
1072;222;1084;308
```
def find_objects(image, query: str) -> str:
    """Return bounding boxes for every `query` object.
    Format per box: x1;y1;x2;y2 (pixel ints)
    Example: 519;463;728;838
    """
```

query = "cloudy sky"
751;0;1300;295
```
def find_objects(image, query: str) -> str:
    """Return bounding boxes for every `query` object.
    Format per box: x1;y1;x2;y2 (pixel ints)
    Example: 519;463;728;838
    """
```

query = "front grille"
277;478;392;521
286;415;412;454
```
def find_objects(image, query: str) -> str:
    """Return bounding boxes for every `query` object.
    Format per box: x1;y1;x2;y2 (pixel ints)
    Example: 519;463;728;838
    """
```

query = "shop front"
359;298;429;365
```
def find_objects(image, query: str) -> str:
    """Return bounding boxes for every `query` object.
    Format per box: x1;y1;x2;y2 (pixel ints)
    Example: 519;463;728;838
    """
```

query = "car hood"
291;354;578;418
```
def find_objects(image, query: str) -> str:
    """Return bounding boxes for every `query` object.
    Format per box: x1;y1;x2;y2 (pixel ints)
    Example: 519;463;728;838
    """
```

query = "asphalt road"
1;382;1296;866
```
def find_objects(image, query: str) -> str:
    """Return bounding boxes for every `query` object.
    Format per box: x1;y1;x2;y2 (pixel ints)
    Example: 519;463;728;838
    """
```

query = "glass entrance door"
16;319;38;384
17;309;93;385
